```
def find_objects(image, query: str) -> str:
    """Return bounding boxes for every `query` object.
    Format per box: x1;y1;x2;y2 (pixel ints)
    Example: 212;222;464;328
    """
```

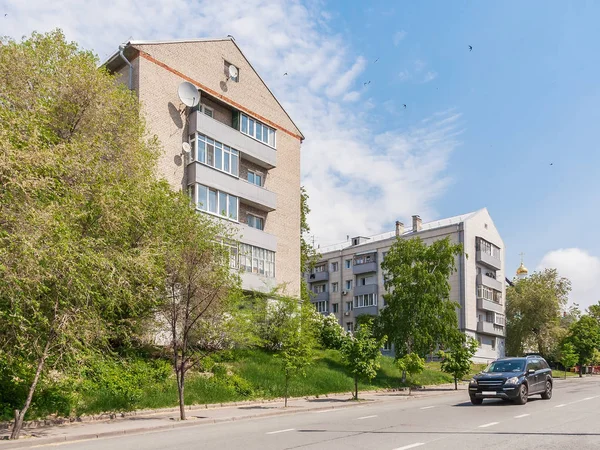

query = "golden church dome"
516;262;528;275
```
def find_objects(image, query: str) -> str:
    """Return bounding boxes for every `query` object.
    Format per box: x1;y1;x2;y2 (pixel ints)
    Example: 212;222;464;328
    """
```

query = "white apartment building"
306;208;505;363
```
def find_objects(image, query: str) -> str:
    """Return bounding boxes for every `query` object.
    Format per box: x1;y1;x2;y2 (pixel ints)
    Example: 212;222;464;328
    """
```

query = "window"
331;262;339;272
222;240;239;269
193;184;238;220
345;280;353;290
240;113;275;147
345;259;352;269
314;301;327;313
383;341;392;351
193;134;239;177
491;338;496;351
313;284;326;294
332;303;339;313
332;282;339;293
345;301;353;311
476;238;501;259
346;322;354;333
314;264;326;273
239;244;275;277
247;170;263;187
477;285;502;304
354;254;375;265
200;104;214;118
358;276;375;286
494;313;505;326
247;214;264;230
354;293;377;308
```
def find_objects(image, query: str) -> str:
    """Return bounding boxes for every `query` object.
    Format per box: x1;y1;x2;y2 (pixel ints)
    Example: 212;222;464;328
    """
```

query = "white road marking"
420;406;436;410
514;414;530;418
555;404;566;408
392;443;425;450
583;396;597;401
266;428;295;435
478;422;499;428
314;409;343;414
356;415;378;420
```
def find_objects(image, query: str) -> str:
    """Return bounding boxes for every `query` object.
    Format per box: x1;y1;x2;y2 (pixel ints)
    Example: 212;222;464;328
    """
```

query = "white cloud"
537;248;600;311
422;71;438;83
3;0;460;246
393;30;407;46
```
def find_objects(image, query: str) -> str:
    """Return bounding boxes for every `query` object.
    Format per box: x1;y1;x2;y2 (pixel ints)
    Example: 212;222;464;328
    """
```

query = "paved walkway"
0;384;469;449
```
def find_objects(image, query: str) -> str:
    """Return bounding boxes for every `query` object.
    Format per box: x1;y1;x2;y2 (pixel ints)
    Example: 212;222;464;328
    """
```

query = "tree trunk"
564;369;567;379
579;364;583;378
177;371;186;421
354;375;358;400
401;370;406;384
10;339;51;440
284;372;289;408
454;376;458;390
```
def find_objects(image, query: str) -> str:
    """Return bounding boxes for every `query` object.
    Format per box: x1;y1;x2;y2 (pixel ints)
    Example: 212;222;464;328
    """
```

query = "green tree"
317;314;347;350
565;316;600;377
438;336;479;390
340;323;386;400
557;342;578;379
506;269;571;358
300;187;319;302
254;295;318;406
378;237;464;375
159;205;240;420
0;31;177;439
395;353;425;389
588;302;600;324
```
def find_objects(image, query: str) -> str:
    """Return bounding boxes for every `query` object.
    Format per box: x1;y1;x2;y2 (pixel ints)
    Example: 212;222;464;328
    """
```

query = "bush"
211;363;228;378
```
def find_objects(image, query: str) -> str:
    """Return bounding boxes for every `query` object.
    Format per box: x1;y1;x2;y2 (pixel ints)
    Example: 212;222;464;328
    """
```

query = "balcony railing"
477;297;503;314
353;261;378;275
477;274;503;292
476;250;501;270
190;111;276;169
477;320;505;337
308;271;329;282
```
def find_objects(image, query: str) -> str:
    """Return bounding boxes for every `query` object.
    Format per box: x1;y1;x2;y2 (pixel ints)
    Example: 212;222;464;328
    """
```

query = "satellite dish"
178;81;199;107
228;64;239;79
181;142;191;154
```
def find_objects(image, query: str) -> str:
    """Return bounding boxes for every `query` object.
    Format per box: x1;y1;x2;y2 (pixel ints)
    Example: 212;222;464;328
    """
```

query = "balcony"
476;250;501;271
354;305;379;317
241;271;277;293
308;271;329;283
190;111;276;169
353;262;378;275
477;321;505;337
477;274;503;292
236;224;277;252
477;297;503;314
354;283;378;296
313;291;329;302
187;162;277;212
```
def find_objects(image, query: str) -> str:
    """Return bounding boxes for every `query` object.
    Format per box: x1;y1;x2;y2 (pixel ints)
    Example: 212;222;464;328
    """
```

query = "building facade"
306;209;505;363
105;38;303;297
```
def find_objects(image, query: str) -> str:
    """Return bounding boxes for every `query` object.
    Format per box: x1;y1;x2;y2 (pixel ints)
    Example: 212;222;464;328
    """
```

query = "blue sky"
2;0;599;308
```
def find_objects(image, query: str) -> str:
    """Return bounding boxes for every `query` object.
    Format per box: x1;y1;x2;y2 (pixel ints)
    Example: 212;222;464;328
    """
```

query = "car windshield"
483;360;525;373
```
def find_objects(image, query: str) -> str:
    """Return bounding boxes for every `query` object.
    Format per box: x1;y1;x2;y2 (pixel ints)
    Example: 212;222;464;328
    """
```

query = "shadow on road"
453;397;544;407
296;429;600;437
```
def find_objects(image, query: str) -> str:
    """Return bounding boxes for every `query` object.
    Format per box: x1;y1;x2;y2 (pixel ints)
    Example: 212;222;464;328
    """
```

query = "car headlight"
505;376;519;385
469;378;478;385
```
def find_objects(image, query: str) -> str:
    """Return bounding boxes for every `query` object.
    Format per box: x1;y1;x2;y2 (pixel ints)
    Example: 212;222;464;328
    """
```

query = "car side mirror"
527;369;535;375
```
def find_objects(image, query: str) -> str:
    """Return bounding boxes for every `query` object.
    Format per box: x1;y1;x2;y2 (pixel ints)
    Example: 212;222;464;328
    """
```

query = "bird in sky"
403;104;407;109
550;163;553;166
374;58;379;63
283;72;288;76
468;45;473;51
363;81;371;86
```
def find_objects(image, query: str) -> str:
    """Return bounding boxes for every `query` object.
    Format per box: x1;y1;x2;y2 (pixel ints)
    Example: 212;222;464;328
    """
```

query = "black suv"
469;355;553;405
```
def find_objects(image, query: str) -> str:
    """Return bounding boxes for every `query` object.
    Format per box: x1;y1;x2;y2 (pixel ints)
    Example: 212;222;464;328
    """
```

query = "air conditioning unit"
342;290;348;295
344;311;351;316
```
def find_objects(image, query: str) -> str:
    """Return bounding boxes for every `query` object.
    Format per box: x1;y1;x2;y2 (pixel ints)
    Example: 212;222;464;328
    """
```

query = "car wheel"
541;381;552;400
470;396;483;405
514;383;528;405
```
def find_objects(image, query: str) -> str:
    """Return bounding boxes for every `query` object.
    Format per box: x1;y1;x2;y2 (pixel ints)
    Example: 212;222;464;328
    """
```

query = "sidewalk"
0;384;468;449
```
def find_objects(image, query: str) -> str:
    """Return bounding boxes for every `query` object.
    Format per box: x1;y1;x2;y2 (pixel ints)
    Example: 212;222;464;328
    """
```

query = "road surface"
22;377;600;449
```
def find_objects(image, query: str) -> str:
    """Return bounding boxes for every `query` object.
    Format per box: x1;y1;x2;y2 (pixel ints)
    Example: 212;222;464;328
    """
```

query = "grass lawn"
552;369;579;378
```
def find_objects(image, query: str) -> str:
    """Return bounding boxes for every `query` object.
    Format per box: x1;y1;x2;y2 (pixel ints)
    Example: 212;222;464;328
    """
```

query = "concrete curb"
0;401;375;449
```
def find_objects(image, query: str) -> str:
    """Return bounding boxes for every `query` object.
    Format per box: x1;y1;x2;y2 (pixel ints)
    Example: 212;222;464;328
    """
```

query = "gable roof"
103;37;304;141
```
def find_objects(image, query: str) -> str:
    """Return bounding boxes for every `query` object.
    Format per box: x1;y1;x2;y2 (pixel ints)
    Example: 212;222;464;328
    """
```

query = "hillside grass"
2;349;487;421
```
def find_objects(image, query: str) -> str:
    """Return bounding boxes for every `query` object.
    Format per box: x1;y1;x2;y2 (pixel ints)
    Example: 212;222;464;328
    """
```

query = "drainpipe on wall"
458;223;466;332
118;44;133;90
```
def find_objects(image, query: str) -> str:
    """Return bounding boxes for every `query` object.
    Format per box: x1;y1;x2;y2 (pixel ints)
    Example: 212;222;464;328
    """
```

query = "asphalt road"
32;377;600;450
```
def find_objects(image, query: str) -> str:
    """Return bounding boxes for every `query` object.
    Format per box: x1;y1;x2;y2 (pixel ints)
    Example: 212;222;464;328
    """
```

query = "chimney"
395;221;404;237
412;215;422;232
